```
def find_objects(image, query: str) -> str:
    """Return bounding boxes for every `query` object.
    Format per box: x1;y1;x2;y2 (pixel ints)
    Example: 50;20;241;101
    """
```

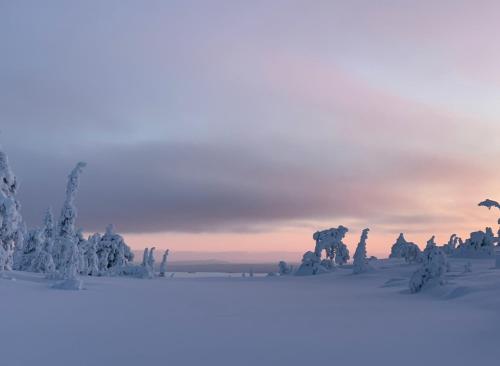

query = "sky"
2;0;500;260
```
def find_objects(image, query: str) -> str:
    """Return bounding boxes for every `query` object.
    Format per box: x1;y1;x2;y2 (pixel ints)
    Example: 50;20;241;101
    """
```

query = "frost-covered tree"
278;261;293;275
159;249;169;277
147;247;156;270
455;228;496;258
31;209;56;274
441;234;460;256
353;228;372;274
409;236;448;293
403;242;422;264
389;233;421;263
0;146;23;271
95;225;134;274
296;226;350;275
389;233;407;258
142;247;149;266
16;228;43;271
295;251;325;276
313;226;350;265
135;247;154;279
82;233;99;276
52;162;86;289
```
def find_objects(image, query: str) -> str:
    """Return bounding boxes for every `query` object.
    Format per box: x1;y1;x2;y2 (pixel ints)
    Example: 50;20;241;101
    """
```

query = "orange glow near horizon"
120;206;500;262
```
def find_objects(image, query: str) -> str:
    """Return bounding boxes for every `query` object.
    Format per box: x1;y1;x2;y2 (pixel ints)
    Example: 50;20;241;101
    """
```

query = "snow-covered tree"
52;162;86;289
31;209;56;274
34;210;55;272
136;247;154;279
409;236;448;293
313;226;350;265
83;233;99;276
295;251;325;276
0;146;23;271
389;233;421;263
441;234;460;255
455;228;496;258
353;228;372;274
403;242;422;263
16;228;43;271
95;225;134;274
159;249;169;277
296;226;351;275
278;261;293;275
147;247;156;270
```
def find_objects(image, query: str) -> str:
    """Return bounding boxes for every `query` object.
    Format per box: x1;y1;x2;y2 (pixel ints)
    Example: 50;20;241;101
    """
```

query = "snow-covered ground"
1;258;499;366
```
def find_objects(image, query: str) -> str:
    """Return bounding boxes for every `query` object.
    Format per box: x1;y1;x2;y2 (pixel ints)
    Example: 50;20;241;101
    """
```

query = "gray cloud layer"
3;140;482;234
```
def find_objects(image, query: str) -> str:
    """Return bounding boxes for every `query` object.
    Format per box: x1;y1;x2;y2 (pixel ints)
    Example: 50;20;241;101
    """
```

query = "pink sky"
3;1;500;262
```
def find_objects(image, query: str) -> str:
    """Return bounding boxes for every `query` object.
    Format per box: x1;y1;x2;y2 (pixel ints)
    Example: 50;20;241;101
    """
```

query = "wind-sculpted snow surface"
1;257;500;366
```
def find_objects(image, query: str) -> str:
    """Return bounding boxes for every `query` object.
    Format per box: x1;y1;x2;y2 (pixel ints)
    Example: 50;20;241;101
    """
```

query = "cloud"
4;138;490;235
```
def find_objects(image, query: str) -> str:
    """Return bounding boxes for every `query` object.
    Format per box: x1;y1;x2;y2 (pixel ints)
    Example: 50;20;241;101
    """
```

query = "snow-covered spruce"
95;225;134;275
409;236;448;293
454;228;497;258
389;233;422;263
441;234;461;256
16;228;43;271
0;146;23;271
82;232;99;276
278;261;293;275
295;251;324;276
353;228;372;274
159;249;169;277
31;209;56;273
52;162;86;290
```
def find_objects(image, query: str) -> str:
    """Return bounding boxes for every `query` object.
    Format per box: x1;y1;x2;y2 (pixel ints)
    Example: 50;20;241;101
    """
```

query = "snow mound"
51;278;84;291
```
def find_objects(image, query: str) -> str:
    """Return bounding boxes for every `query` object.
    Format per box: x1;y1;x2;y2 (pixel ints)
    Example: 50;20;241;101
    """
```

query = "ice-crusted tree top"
58;162;86;238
